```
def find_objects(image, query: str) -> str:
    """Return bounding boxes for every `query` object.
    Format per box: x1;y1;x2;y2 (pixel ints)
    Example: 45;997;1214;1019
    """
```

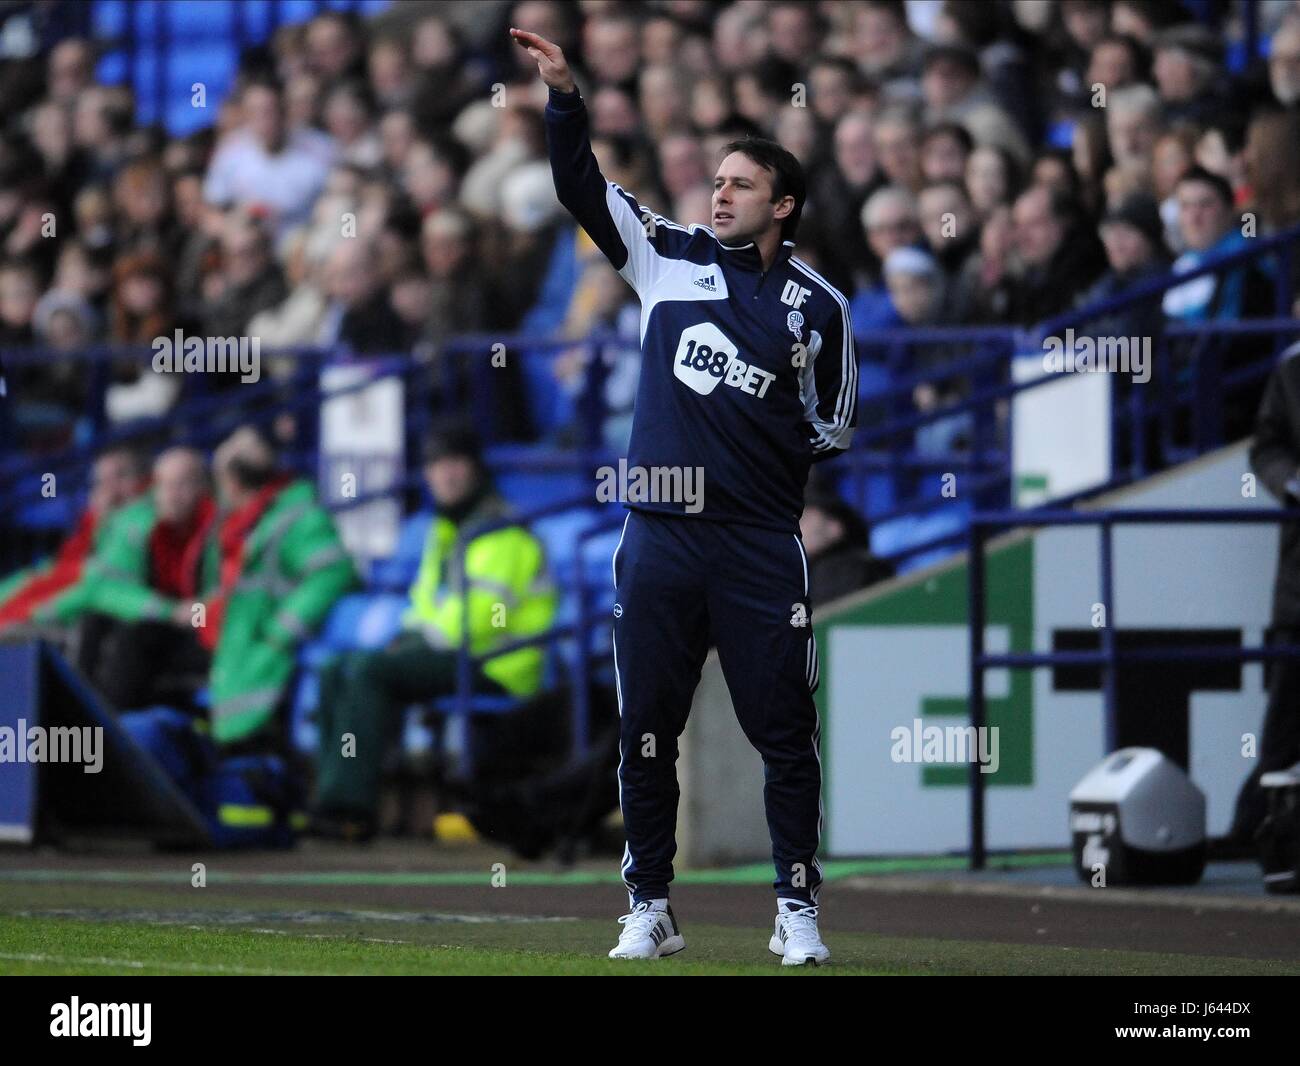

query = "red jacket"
0;508;101;629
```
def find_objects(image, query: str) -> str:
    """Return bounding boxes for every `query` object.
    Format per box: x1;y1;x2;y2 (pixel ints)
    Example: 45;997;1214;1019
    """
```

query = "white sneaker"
608;900;685;959
769;899;830;966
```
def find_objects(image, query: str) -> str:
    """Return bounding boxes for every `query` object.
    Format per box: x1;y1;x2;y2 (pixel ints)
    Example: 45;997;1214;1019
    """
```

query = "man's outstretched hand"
509;27;576;94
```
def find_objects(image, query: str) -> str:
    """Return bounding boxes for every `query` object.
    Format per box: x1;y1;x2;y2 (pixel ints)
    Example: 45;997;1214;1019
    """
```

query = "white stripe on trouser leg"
793;531;822;900
611;512;631;589
795;534;816;690
793;534;809;595
811;709;824;904
611;514;636;904
614;630;635;903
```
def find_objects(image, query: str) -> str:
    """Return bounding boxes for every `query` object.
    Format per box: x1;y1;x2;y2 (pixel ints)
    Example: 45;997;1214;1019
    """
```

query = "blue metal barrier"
966;506;1300;870
439;496;617;745
2;228;1298;785
0;339;622;571
4;222;1298;569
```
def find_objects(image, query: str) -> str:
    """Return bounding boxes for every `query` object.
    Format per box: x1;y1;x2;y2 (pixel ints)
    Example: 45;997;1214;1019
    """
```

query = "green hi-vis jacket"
41;497;181;625
403;494;558;698
207;480;357;745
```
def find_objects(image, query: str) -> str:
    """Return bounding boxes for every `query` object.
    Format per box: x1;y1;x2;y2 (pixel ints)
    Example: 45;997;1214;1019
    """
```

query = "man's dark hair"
1045;185;1087;229
718;137;807;242
1200;110;1249;155
810;55;861;84
421;418;484;467
1176;164;1234;207
1112;0;1185;33
769;1;829;40
1093;32;1151;81
922;121;975;155
1034;147;1084;200
96;443;149;481
225;424;279;490
310;8;363;40
864;0;909;26
922;43;981;79
327;78;376;118
746;55;802;101
239;74;284;101
0;257;41;282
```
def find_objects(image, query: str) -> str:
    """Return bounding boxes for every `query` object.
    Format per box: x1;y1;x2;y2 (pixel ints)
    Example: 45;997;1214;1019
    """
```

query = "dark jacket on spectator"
805;491;896;607
422;268;496;351
1011;225;1107;325
810;542;896;608
203;264;288;339
801;164;882;295
339;292;409;355
1077;256;1172;340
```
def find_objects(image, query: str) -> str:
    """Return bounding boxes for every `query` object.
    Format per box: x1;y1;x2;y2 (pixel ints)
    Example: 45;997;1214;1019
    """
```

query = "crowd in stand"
2;0;1300;852
1;0;1298;456
0;421;562;847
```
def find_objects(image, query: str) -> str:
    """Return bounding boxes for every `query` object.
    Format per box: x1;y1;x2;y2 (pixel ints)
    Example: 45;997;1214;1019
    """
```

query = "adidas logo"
693;273;718;291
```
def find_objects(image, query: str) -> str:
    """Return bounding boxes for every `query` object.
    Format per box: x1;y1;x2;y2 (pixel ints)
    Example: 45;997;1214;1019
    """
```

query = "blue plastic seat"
369;510;433;590
312;592;405;651
492;466;592;512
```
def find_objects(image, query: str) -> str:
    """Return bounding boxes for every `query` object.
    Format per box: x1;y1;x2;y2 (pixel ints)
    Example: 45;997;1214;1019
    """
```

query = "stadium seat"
872;499;972;574
290;592;404;755
15;481;81;531
488;445;592;511
518;347;578;439
368;510;433;590
316;592;406;651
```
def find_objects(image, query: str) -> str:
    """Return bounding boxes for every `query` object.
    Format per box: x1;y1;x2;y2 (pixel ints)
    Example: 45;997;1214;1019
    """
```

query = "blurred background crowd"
0;0;1298;452
1;0;1300;851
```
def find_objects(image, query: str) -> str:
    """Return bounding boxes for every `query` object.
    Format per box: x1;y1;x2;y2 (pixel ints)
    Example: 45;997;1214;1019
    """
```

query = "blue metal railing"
424;505;626;761
4;226;1298;569
2;228;1298;773
0;335;618;486
844;223;1300;555
966;506;1300;870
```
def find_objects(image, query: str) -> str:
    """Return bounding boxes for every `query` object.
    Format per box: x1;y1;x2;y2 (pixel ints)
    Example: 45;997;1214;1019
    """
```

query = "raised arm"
511;26;693;296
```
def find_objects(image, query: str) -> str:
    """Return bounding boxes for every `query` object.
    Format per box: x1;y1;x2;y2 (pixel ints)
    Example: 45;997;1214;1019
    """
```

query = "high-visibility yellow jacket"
403;494;557;698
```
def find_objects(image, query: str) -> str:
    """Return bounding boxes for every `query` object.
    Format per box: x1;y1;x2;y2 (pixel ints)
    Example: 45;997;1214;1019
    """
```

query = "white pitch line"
0;951;306;976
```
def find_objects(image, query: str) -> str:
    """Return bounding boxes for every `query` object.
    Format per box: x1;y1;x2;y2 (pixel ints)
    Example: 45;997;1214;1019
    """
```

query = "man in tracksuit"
513;28;858;965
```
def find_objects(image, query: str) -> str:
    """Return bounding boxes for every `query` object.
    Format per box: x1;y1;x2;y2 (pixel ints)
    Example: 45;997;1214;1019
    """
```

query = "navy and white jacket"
544;86;858;534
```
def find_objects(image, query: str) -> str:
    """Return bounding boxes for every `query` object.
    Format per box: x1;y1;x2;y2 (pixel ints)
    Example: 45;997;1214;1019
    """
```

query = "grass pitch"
0;879;1295;976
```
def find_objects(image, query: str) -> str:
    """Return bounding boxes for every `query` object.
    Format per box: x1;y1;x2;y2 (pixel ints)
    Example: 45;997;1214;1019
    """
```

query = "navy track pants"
610;508;824;906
